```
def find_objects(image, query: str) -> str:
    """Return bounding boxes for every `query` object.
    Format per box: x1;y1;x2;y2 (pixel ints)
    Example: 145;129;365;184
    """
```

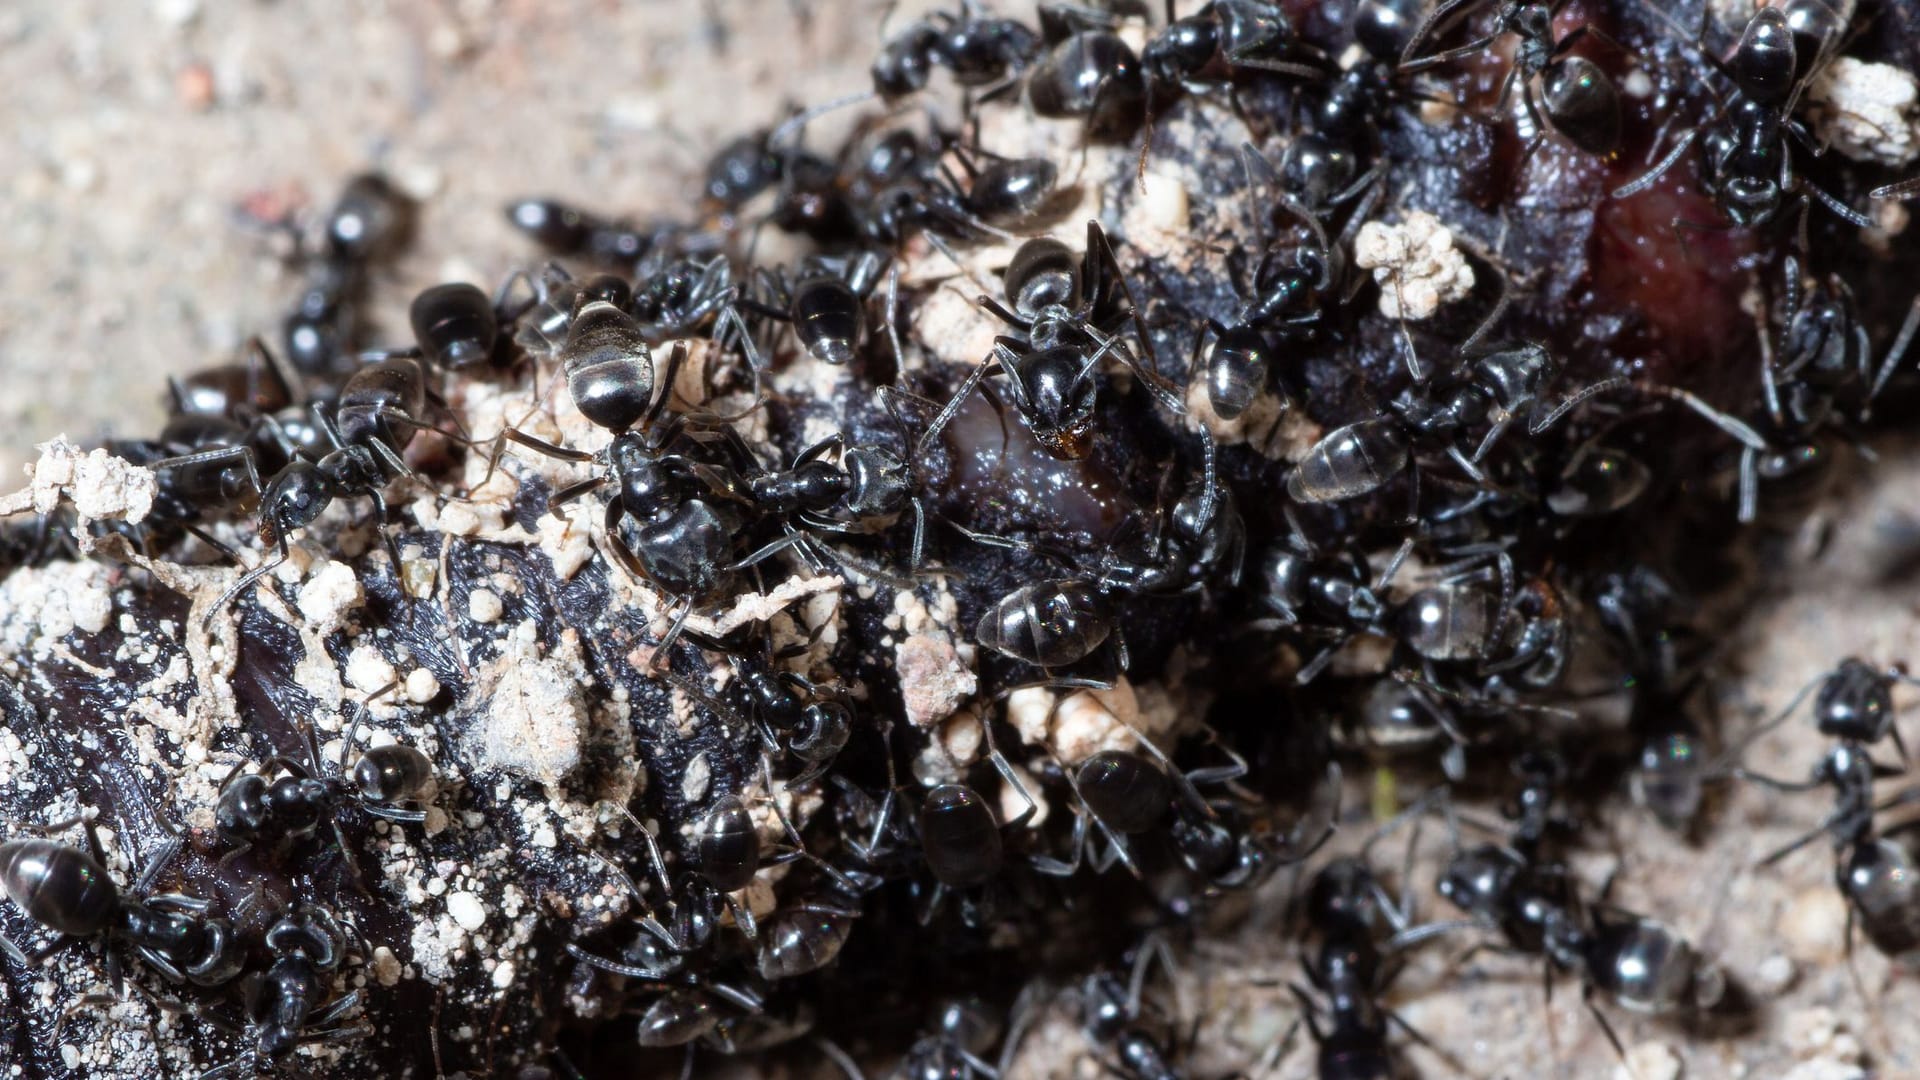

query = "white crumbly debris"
1782;1063;1869;1080
1353;211;1475;320
1120;167;1193;257
295;560;366;632
345;645;399;696
370;946;403;988
681;751;711;802
1809;57;1920;167
1778;885;1848;959
467;624;590;789
446;891;488;932
467;587;504;623
1614;1042;1682;1080
1008;679;1153;765
537;511;595;579
0;437;157;525
1753;952;1798;996
405;667;442;704
1779;1007;1867;1080
895;632;977;729
0;559;119;649
913;708;985;783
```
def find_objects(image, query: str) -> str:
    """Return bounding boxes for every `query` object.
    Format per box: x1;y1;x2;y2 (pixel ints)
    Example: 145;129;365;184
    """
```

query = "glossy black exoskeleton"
203;907;367;1079
281;174;416;378
1257;514;1410;684
1615;7;1870;231
742;251;889;365
0;826;241;988
1097;432;1246;597
873;4;1043;101
1028;29;1147;138
1725;659;1920;964
204;397;433;626
1072;937;1185;1080
975;578;1124;675
505;197;659;268
1280;847;1448;1080
898;997;1013;1080
1401;0;1625;157
1143;0;1327;93
919;220;1180;461
214;693;432;871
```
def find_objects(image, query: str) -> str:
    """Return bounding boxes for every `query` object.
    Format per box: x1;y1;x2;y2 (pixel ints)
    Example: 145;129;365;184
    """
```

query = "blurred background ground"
1;2;1917;1078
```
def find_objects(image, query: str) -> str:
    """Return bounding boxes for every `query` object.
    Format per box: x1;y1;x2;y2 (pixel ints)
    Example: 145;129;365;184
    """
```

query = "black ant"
212;688;433;879
1392;781;1726;1063
1027;22;1148;139
505;197;665;268
202;354;471;626
684;623;857;786
277;173;416;380
1256;507;1412;684
1268;807;1454;1080
871;2;1043;105
0;818;241;989
1285;337;1620;511
1718;659;1920;965
897;995;1028;1080
1614;6;1870;235
918;220;1182;462
1399;0;1628;159
1142;0;1329;96
1071;934;1188;1080
739;251;890;366
200;906;369;1079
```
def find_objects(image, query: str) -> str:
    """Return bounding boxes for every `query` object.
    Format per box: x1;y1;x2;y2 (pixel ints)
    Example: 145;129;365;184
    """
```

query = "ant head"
1815;658;1895;742
260;462;332;542
1006;345;1100;459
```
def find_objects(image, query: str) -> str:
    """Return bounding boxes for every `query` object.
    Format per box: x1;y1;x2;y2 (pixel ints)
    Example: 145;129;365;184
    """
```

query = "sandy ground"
0;0;908;481
2;2;1918;1078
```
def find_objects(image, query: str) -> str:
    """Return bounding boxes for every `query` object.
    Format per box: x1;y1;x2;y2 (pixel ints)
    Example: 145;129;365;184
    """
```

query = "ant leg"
202;532;291;629
1806;179;1872;228
1873;175;1920;201
1581;982;1631;1066
912;351;1003;460
1647;385;1769;451
1707;669;1829;775
977;717;1040;831
884;263;908;372
563;943;675;981
146;445;266;507
1293;638;1348;686
1866;292;1920;411
1527;377;1631;435
1612;126;1701;200
816;1036;867;1080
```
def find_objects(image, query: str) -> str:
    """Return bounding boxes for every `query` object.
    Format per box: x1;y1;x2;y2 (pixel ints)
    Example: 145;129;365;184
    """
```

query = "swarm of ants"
2;0;1920;1076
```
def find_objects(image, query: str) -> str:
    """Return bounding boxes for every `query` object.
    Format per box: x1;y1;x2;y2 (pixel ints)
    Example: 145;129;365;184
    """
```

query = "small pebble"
405;668;441;704
1753;952;1797;997
1779;887;1849;960
447;891;487;932
467;587;504;623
